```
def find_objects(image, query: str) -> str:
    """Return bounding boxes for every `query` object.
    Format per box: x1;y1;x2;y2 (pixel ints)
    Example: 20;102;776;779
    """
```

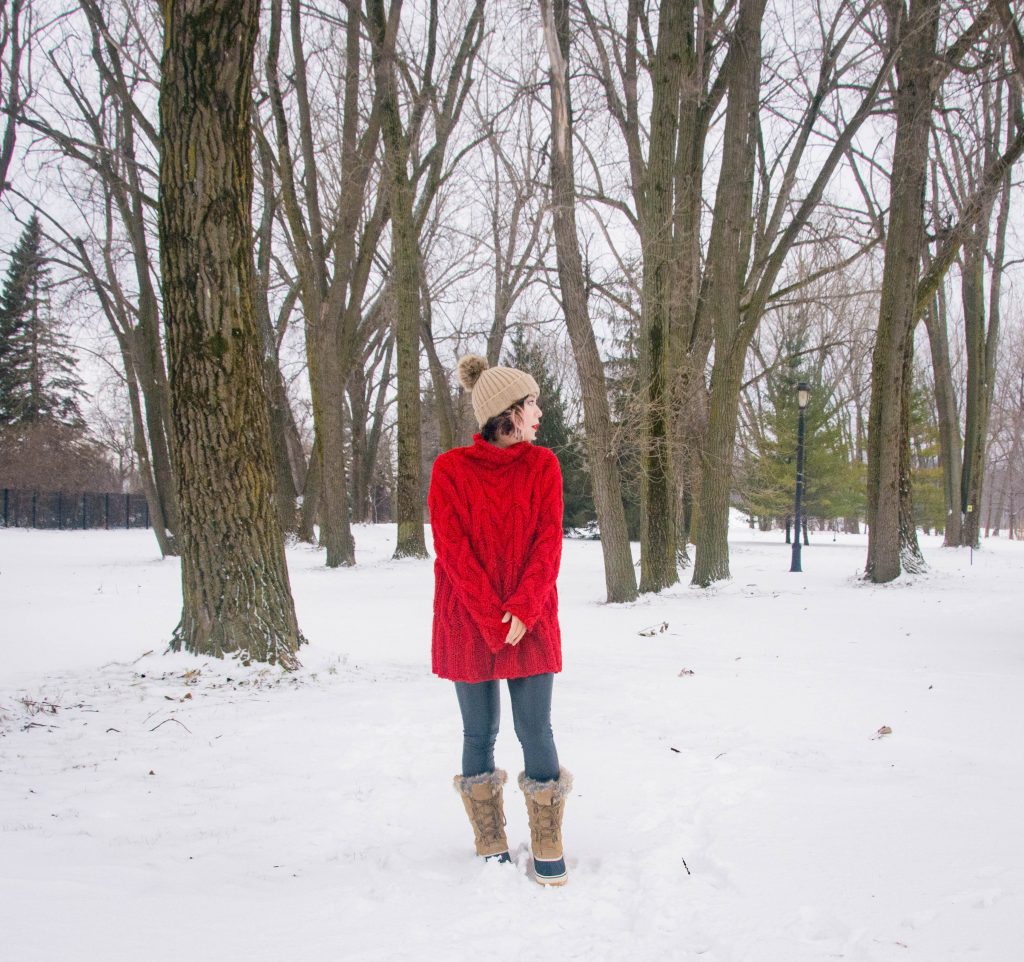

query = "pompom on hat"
457;354;540;428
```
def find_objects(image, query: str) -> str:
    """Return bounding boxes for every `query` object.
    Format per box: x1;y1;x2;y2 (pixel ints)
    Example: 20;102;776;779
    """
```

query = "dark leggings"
455;673;560;782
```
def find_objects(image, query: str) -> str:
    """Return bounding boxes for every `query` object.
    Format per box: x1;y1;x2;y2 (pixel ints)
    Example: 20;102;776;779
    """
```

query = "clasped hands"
501;611;526;646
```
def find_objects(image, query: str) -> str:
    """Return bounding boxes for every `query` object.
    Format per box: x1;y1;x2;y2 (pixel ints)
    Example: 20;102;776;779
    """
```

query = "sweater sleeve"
428;456;508;654
502;449;563;630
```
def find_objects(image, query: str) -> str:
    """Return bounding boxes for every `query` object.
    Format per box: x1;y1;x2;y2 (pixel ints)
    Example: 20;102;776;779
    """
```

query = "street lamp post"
790;382;810;573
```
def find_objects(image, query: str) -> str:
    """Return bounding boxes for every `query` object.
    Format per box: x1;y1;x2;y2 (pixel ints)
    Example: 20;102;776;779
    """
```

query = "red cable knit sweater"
428;434;563;683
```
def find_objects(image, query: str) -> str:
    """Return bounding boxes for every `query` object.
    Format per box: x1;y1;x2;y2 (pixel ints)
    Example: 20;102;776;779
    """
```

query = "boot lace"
471;796;506;846
530;799;561;846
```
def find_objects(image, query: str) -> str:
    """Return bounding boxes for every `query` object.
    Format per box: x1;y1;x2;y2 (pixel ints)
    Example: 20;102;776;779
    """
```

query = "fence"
1;489;150;530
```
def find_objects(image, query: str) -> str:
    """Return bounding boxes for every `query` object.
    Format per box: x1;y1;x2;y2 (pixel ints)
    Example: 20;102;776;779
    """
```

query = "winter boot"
519;768;573;885
453;769;511;863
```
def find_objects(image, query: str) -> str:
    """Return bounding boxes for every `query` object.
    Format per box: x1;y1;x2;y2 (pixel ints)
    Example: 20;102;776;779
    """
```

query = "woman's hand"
501;611;526;646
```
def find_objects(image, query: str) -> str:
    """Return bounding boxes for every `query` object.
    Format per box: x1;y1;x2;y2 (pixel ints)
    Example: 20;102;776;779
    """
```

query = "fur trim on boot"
453;769;511;861
519;768;572;885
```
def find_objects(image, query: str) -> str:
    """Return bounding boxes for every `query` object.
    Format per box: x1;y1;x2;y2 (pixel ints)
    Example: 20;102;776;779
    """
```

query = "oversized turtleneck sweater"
428;434;563;683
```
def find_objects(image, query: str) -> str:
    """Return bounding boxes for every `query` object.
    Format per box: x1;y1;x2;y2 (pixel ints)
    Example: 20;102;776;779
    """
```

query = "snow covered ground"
1;522;1022;961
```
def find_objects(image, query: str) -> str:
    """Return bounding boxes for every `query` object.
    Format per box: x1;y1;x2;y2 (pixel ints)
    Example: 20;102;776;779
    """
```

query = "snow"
2;523;1022;961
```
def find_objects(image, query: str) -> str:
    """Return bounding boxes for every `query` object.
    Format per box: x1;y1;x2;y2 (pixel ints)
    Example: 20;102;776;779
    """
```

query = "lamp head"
797;382;810;410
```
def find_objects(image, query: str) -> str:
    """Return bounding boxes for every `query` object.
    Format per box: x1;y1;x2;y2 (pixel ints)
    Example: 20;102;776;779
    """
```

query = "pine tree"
739;347;864;530
0;219;36;422
0;215;87;427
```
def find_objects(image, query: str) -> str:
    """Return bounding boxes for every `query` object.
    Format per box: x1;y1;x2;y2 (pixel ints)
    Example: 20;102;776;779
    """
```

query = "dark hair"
482;397;529;443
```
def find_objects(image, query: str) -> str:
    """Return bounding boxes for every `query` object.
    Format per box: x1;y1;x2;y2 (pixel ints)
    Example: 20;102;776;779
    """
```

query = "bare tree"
576;0;899;587
867;0;1024;581
263;0;386;565
367;0;486;560
864;0;944;582
925;44;1019;548
539;0;637;603
17;1;180;556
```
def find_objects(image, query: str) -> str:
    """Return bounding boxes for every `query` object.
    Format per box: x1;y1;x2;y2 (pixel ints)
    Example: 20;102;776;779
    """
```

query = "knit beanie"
457;355;540;428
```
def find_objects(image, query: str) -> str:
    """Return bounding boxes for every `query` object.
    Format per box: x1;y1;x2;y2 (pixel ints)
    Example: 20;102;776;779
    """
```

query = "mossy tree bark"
159;0;304;666
634;0;689;593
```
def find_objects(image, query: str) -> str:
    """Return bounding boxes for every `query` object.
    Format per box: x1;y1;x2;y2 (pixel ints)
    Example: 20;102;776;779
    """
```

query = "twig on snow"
149;717;191;734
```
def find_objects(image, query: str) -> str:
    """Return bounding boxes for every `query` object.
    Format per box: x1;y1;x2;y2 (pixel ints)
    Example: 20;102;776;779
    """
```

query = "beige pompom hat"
457;355;540;428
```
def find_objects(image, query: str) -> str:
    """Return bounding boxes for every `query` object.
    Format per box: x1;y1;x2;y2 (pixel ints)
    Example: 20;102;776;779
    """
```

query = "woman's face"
517;395;543;443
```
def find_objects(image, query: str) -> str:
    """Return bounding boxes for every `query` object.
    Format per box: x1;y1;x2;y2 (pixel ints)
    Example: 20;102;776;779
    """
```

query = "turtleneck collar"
464;432;533;463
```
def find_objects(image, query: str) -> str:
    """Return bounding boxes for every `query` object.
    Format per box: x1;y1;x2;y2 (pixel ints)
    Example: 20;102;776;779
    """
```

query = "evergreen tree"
738;346;864;530
0;215;87;428
504;330;595;529
0;219;36;421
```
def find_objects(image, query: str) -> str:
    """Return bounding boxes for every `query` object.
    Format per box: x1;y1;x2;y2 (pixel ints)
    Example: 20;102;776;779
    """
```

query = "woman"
428;354;572;886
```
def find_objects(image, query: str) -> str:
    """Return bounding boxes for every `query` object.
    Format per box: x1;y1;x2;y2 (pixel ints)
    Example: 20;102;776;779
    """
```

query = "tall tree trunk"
295;0;354;567
959;248;988;548
540;0;637;603
160;0;304;666
311;317;356;565
692;342;749;585
388;182;428;558
959;161;1009;546
669;10;710;562
636;0;687;592
368;0;427;559
865;0;940;583
691;0;766;587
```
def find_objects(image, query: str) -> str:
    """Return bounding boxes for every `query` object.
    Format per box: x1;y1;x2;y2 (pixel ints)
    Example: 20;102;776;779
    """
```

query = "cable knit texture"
429;434;563;682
